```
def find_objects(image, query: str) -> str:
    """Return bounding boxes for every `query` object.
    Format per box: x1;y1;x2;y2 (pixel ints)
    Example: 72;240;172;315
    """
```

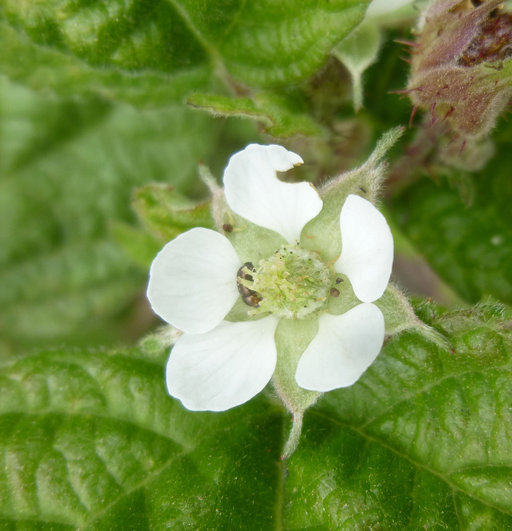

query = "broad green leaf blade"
0;348;284;529
0;21;211;108
0;0;212;107
1;303;512;527
1;0;370;106
212;0;370;87
0;79;223;354
284;302;512;527
1;0;208;73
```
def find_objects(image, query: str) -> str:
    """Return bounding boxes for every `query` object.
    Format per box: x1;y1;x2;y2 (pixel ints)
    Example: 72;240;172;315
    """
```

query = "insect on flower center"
237;245;337;319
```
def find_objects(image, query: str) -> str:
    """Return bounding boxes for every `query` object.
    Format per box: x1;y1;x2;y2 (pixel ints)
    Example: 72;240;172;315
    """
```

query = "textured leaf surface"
187;92;323;138
0;347;284;529
1;0;369;106
286;302;512;527
1;304;511;527
0;2;211;107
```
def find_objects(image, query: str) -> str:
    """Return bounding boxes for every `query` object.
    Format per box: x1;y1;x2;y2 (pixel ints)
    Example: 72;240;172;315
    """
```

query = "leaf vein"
80;448;190;529
359;364;512;430
311;410;512;518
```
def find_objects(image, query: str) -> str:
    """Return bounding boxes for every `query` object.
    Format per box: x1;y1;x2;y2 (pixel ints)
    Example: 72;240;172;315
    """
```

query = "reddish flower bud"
407;0;512;140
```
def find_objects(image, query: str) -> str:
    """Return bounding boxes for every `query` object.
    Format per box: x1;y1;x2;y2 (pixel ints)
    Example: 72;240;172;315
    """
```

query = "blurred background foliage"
0;77;256;356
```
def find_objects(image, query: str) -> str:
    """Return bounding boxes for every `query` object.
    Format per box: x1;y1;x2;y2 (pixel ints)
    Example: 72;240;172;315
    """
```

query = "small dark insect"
335;277;343;284
330;288;340;297
359;186;367;194
223;223;233;233
237;262;262;307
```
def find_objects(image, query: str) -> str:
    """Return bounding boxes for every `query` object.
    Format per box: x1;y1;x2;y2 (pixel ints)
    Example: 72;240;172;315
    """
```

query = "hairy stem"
281;411;304;460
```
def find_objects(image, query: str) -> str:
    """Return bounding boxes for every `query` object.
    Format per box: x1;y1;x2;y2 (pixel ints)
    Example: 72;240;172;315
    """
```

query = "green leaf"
115;183;216;273
286;302;512;527
1;303;512;527
0;21;211;108
0;78;223;354
0;347;285;529
192;0;370;87
187;91;323;137
1;0;369;106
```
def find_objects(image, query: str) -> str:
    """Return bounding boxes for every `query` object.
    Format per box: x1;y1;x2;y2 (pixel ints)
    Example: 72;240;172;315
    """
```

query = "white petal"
335;194;393;302
166;318;278;411
223;144;322;242
147;228;241;334
295;303;384;392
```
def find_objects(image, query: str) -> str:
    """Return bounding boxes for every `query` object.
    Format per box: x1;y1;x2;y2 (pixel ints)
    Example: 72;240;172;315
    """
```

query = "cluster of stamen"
236;245;336;319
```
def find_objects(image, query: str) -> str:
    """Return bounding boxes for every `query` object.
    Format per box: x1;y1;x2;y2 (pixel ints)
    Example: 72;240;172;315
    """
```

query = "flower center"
237;245;335;319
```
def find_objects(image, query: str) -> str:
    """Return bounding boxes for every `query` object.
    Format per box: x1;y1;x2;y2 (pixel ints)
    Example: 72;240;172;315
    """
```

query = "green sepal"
272;319;320;414
132;183;214;242
221;212;286;264
272;318;321;457
137;325;181;365
301;127;404;261
376;284;452;351
376;283;422;336
201;165;286;263
325;274;360;315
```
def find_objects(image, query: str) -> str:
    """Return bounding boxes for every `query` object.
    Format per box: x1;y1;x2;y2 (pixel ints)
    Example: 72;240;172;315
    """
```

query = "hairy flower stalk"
146;131;424;458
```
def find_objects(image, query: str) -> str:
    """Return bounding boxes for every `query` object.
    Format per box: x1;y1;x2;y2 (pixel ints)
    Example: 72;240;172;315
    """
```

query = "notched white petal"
147;228;240;334
335;194;393;302
295;303;385;392
223;144;322;243
166;318;278;411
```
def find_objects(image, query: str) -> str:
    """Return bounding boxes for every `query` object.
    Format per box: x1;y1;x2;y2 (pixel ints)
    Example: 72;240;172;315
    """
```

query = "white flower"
147;145;393;411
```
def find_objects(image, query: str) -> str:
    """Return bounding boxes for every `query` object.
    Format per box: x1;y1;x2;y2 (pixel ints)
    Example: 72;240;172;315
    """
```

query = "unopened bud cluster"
406;0;512;143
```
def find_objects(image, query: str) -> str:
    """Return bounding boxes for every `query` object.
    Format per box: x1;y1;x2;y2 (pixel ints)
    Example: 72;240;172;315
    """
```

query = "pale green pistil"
239;245;333;319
